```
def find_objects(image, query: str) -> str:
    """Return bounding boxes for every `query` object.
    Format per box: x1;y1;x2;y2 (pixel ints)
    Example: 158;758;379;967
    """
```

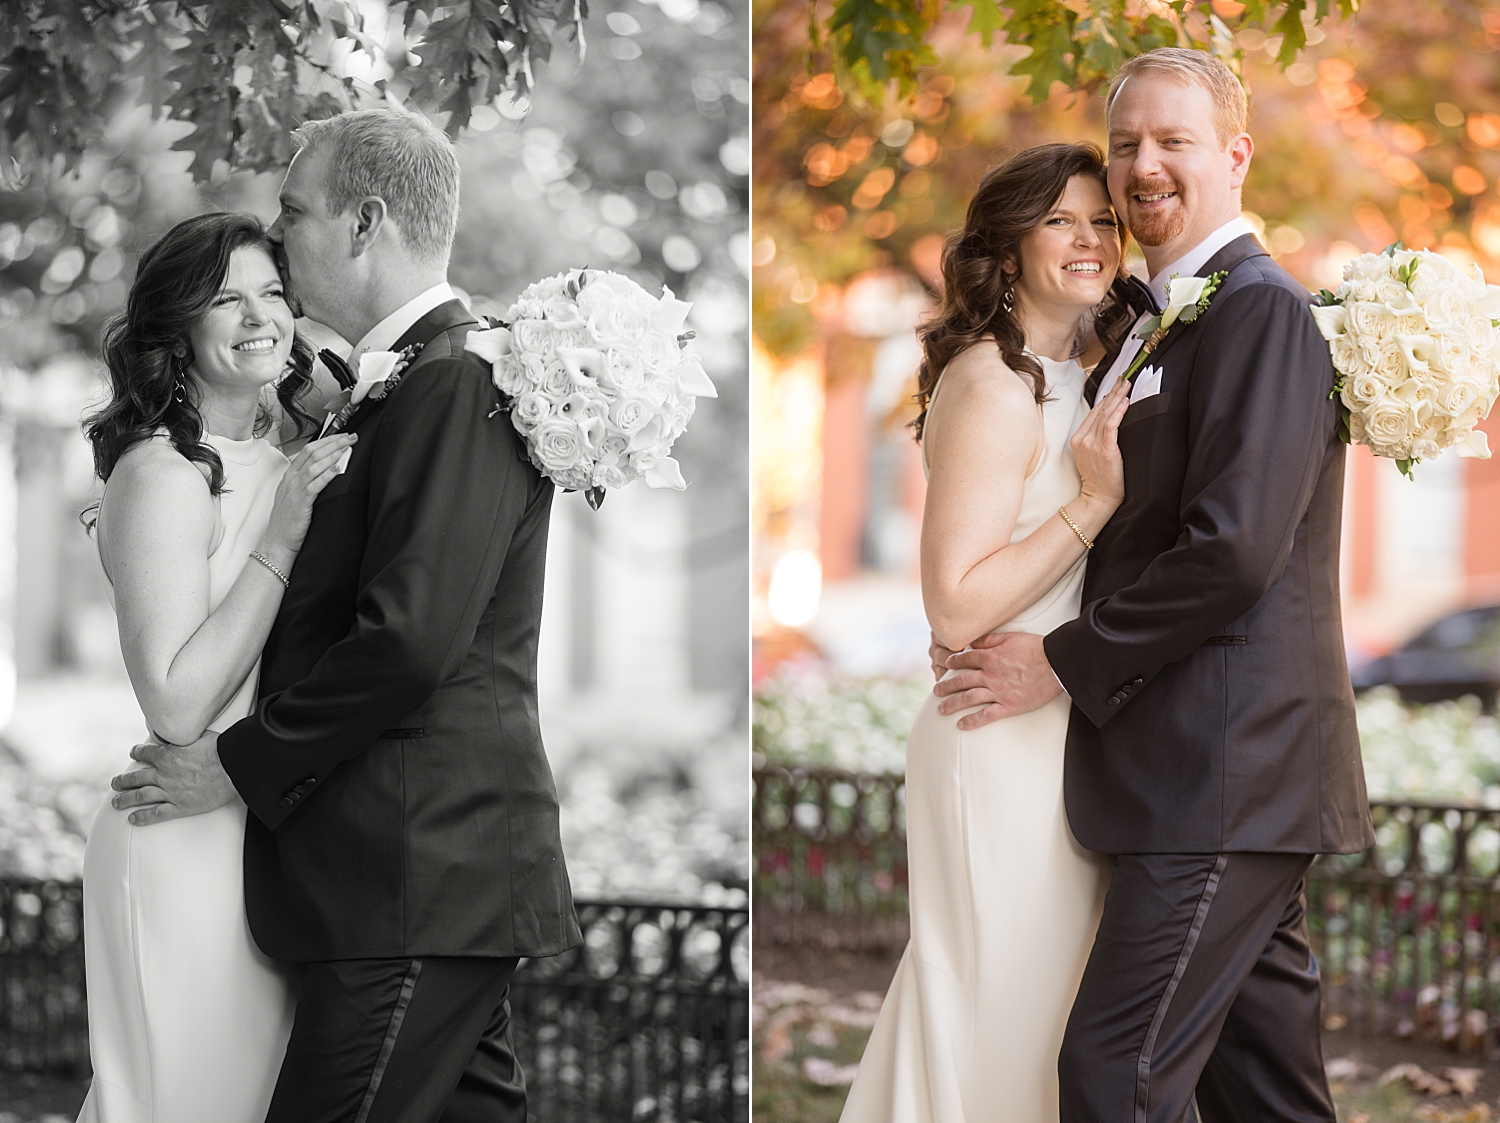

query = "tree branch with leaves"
1;0;587;186
812;0;1360;103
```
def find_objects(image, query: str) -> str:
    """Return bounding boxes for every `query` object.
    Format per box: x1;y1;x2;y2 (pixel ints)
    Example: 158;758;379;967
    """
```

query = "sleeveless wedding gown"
840;354;1112;1123
78;432;295;1123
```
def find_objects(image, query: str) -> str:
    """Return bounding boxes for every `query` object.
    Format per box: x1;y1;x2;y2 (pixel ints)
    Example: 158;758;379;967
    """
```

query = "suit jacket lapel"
391;299;479;357
1086;273;1158;405
1135;234;1270;374
342;300;480;435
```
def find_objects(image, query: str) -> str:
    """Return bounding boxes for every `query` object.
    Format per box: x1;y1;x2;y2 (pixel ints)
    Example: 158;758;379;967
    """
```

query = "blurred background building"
0;0;748;902
752;0;1500;685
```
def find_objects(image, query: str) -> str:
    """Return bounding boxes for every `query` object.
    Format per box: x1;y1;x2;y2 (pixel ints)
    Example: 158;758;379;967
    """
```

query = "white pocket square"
1129;364;1163;404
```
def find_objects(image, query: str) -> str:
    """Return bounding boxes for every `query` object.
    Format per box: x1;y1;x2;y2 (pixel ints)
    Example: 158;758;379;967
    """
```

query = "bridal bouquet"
465;269;717;508
1311;245;1500;477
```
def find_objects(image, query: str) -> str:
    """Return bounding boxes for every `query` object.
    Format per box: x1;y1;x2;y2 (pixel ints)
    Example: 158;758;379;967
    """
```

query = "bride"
840;143;1135;1121
77;212;354;1122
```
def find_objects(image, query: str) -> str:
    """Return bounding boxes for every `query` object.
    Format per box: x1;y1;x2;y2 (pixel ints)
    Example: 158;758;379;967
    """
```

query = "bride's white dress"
78;432;295;1123
841;355;1112;1123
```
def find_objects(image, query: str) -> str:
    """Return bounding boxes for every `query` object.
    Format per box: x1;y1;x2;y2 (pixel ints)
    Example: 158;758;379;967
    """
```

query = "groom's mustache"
1124;177;1180;205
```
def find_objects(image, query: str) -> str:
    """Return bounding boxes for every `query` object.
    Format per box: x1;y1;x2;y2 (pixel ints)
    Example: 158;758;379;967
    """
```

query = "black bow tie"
319;348;356;391
1121;273;1161;317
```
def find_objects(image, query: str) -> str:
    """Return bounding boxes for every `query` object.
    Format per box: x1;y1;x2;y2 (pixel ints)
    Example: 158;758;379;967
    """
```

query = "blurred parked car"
1351;605;1500;708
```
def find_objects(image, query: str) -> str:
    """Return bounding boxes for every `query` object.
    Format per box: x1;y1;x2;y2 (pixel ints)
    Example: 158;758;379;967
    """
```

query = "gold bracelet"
1058;505;1094;550
249;550;291;588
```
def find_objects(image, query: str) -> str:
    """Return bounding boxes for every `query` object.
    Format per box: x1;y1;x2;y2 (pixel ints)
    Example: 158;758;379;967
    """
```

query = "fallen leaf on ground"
803;1056;860;1086
1440;1068;1483;1096
1416;1105;1491;1123
1380;1063;1454;1096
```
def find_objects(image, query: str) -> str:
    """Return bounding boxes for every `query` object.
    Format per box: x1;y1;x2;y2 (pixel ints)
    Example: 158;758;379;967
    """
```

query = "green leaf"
1337;409;1351;443
1318;288;1339;306
1271;0;1309;66
951;0;1005;47
1396;458;1417;479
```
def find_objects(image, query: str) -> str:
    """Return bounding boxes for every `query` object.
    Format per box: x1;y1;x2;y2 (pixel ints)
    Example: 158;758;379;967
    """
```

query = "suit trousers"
264;956;524;1123
1058;853;1336;1123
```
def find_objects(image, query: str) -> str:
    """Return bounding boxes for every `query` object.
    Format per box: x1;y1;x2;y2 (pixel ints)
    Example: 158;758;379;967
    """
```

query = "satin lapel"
1136;234;1270;373
342;300;481;435
1086;274;1159;405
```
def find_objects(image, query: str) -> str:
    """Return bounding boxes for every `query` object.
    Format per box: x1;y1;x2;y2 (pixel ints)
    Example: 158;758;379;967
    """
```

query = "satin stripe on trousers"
1058;853;1336;1123
264;956;524;1123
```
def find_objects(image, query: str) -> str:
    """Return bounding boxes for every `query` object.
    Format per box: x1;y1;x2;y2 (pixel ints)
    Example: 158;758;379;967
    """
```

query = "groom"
112;109;580;1121
932;49;1374;1120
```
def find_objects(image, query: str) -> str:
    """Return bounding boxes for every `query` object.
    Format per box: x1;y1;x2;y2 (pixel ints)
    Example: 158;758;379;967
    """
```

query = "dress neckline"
203;430;268;467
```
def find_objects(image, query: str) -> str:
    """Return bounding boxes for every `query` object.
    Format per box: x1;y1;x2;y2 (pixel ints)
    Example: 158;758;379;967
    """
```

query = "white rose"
1342;372;1387;411
1432;331;1471;379
605;348;647;392
586;303;649;348
1360;397;1419;453
492;355;527;396
1466;316;1496;356
1330;334;1366;377
1347;301;1396;342
1433;376;1483;418
511;391;552;432
592;462;629;489
533;418;591;474
542;296;585;328
609;395;657;435
542;364;576;398
1426;285;1469;328
1372;341;1407;385
511;318;555;359
638;330;681;373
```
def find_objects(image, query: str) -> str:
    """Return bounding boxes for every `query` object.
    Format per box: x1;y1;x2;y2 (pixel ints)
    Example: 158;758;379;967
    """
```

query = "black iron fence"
754;766;1500;1055
0;882;748;1122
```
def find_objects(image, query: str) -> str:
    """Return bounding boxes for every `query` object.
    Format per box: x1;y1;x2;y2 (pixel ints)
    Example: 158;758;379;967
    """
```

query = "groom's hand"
933;632;1063;730
110;732;237;826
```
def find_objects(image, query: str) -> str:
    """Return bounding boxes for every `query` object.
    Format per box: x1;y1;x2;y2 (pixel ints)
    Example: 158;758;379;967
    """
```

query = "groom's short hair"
1106;49;1248;148
290;109;459;264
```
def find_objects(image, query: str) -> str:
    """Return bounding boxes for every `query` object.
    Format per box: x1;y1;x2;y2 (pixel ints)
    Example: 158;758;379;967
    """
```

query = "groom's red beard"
1124;176;1186;247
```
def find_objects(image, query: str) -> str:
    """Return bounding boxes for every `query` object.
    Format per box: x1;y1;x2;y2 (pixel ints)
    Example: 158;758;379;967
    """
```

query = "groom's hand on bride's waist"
933;631;1063;730
110;732;237;826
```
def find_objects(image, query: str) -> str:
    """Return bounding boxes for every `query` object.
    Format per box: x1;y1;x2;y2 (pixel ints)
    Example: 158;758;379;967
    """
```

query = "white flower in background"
465;268;717;504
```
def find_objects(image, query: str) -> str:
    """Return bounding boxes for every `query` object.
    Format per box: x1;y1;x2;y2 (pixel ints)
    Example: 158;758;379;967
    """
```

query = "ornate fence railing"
0;882;748;1122
754;766;1500;1054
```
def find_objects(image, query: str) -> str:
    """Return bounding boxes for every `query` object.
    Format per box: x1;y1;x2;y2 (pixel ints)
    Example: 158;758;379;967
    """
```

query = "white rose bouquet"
1312;244;1500;477
464;269;717;508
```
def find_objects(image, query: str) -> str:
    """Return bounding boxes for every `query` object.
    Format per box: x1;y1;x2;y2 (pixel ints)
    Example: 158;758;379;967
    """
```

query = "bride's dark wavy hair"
82;212;319;527
912;142;1136;441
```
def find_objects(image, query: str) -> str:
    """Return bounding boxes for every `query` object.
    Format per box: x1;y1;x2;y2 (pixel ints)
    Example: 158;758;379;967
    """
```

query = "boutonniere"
1122;270;1228;383
321;344;421;437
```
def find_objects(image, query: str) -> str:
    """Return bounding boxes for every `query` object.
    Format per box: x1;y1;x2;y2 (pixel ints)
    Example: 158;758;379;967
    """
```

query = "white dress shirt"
347;282;459;368
1094;216;1256;402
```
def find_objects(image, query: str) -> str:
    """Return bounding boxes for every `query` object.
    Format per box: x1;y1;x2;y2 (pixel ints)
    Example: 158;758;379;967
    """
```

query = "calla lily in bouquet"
1312;243;1500;478
465;269;717;509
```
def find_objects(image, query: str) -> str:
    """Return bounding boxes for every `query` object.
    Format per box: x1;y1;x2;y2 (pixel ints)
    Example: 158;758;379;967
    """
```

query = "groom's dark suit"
218;299;580;1122
1042;236;1374;1122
